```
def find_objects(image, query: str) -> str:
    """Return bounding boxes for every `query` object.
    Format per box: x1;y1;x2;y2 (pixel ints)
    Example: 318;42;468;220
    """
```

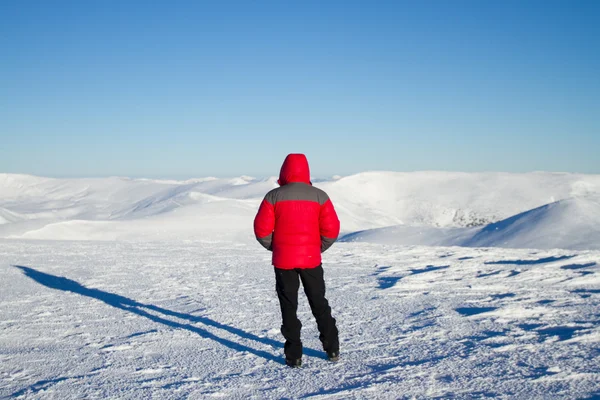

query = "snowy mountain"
342;196;600;251
464;195;600;250
1;172;600;250
319;171;600;231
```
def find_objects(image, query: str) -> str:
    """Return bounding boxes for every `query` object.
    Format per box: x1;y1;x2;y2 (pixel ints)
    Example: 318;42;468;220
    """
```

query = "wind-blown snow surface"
1;240;599;399
2;172;600;251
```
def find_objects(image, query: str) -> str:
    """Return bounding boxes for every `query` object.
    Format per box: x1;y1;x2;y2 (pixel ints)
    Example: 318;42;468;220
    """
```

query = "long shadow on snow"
376;265;450;290
484;255;575;265
10;376;82;398
14;265;323;364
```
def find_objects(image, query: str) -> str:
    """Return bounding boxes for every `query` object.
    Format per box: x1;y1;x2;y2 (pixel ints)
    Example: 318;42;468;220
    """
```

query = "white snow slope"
2;172;600;251
343;196;600;251
0;241;599;399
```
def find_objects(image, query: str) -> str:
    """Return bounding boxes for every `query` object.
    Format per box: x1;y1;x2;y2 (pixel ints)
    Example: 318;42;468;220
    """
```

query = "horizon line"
1;169;597;181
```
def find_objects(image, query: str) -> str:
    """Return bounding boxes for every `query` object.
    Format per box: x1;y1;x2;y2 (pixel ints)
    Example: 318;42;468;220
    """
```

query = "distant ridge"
1;171;600;249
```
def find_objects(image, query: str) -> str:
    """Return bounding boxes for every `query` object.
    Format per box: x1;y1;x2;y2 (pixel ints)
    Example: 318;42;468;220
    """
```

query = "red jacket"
254;154;340;269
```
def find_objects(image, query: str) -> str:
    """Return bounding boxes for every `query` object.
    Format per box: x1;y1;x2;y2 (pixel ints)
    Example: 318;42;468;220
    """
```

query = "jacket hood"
278;154;311;186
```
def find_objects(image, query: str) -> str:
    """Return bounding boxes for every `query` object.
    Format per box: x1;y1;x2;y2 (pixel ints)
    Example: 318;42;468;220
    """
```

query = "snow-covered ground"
1;172;599;398
1;240;599;399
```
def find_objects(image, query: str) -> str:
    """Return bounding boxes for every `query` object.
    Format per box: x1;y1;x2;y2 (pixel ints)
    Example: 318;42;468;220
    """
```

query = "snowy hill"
319;171;600;231
0;174;276;241
464;195;600;250
1;172;600;250
342;196;600;251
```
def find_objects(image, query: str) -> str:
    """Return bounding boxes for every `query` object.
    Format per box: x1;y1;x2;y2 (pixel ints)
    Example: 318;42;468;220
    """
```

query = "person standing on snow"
253;154;341;368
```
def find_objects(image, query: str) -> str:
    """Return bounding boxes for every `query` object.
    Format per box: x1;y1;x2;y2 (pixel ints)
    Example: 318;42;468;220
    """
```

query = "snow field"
1;240;598;399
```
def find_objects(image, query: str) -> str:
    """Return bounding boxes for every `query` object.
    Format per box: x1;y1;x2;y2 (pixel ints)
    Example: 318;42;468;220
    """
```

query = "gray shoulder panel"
267;183;317;203
265;183;331;205
314;187;330;205
264;187;280;205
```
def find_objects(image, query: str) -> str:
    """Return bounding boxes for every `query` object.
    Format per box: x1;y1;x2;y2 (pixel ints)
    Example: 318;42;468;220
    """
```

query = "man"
254;154;340;368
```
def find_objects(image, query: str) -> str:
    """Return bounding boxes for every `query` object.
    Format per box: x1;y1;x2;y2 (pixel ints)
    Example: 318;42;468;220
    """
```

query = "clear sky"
1;0;599;178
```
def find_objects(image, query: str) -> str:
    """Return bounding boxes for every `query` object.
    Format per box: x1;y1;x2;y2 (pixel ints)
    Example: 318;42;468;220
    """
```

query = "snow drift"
342;196;600;251
464;195;600;250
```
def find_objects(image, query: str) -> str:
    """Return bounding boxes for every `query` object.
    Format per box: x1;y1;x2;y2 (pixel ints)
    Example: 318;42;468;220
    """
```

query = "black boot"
286;357;302;368
327;351;340;362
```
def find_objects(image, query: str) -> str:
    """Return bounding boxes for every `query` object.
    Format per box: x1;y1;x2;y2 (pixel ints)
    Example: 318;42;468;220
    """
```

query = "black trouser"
274;265;339;360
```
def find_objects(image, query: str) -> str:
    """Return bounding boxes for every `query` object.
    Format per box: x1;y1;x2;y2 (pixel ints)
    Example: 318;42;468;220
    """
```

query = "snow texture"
0;241;598;399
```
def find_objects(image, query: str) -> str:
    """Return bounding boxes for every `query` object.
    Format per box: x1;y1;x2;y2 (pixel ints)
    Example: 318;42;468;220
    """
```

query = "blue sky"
1;0;598;178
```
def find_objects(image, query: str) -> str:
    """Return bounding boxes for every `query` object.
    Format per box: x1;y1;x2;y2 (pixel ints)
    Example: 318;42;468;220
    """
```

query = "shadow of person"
14;265;324;364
